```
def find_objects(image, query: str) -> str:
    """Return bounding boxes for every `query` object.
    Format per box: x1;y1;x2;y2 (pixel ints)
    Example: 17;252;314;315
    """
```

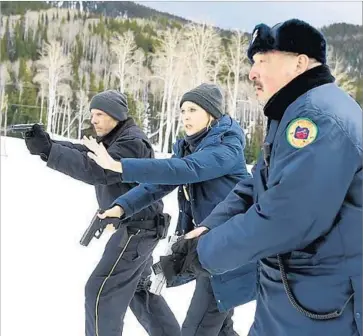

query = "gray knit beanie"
180;83;225;119
90;90;128;121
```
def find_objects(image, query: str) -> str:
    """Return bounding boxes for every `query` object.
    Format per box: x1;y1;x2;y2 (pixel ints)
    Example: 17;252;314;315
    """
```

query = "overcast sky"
137;1;362;32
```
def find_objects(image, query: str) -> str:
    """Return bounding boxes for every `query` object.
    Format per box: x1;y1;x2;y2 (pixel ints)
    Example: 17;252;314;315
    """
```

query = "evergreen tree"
4;17;16;62
244;117;264;164
89;72;98;98
13;20;25;59
18;58;38;122
0;18;9;61
356;77;363;108
71;52;80;89
125;93;142;127
98;79;105;93
81;74;86;89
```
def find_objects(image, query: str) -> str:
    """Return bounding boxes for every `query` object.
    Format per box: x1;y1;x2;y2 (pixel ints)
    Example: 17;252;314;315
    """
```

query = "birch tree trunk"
110;31;136;93
34;40;71;133
226;30;249;118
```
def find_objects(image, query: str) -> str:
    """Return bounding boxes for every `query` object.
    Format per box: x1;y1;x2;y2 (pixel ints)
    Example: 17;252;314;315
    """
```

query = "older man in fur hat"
182;19;362;336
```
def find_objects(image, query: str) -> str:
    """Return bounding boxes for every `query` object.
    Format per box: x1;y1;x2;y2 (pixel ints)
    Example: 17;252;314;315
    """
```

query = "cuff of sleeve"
197;236;214;274
197;235;225;275
46;143;62;169
200;219;219;231
111;197;133;219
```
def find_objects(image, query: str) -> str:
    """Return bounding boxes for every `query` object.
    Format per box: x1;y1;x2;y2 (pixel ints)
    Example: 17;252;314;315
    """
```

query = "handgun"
149;234;181;295
6;123;44;137
80;209;121;247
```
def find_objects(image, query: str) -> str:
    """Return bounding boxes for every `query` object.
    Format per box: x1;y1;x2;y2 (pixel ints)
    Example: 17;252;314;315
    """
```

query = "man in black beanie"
183;19;362;336
89;90;129;134
24;90;180;336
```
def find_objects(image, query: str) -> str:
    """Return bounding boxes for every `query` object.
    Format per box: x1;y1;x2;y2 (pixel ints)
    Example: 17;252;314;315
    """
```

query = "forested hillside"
0;2;361;162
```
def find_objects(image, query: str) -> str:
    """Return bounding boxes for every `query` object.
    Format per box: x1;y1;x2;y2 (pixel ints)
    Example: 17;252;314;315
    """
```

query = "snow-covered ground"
0;136;256;336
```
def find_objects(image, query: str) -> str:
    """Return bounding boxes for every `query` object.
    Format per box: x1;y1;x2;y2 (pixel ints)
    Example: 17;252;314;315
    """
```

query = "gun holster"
155;213;171;240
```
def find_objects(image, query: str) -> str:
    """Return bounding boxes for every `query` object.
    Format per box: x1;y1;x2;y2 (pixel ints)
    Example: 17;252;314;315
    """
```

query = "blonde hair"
206;115;215;129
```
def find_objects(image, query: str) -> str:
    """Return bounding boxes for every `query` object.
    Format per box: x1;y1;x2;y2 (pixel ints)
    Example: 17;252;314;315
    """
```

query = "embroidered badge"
286;118;318;148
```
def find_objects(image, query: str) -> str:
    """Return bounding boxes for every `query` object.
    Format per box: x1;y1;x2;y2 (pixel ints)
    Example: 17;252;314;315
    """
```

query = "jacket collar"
264;64;335;121
173;115;242;156
97;117;136;147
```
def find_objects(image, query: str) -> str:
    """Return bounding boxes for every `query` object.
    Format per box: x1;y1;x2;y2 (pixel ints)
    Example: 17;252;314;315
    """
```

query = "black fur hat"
247;19;327;64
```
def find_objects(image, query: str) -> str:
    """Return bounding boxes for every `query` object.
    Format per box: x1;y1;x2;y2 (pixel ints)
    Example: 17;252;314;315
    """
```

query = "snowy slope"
0;136;255;336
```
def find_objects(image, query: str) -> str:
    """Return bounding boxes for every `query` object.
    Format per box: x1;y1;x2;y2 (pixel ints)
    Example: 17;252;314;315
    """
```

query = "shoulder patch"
286;118;318;149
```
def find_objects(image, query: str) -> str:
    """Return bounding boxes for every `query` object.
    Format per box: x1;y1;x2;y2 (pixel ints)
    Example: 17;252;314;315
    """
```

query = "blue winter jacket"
198;84;362;335
112;115;258;311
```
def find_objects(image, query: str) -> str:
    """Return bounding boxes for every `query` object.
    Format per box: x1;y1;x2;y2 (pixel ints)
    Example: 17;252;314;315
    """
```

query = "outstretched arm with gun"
10;123;53;161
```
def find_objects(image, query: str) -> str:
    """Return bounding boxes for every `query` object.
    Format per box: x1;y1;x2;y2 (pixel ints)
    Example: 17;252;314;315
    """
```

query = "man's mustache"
254;81;263;89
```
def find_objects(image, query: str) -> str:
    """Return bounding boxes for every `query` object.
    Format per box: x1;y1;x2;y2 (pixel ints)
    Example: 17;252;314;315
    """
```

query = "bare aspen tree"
0;63;9;133
236;80;261;131
183;23;221;85
34;40;71;133
211;47;227;84
76;89;89;139
327;46;356;95
37;83;47;123
110;30;137;93
91;37;109;89
57;83;72;135
152;28;183;152
0;67;9;127
0;93;8;132
226;30;249;118
61;21;82;56
171;83;183;143
101;39;114;91
126;48;147;100
23;11;29;40
172;62;191;143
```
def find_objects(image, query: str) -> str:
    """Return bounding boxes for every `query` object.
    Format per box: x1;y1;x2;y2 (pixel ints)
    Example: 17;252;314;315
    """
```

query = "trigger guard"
95;229;102;239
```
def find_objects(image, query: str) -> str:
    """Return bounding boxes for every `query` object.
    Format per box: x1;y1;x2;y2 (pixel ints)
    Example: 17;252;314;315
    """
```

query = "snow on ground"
0;136;255;336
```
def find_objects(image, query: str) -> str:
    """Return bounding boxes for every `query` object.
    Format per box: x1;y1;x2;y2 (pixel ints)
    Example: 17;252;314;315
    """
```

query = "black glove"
159;251;187;285
25;124;52;161
159;234;209;286
171;237;209;277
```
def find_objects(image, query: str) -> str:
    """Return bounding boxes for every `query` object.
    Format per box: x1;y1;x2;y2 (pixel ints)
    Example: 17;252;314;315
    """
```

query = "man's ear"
296;54;310;74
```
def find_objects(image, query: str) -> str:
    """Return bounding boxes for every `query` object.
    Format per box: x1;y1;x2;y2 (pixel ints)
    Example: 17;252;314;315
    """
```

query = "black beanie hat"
247;19;327;64
90;90;128;121
180;83;225;119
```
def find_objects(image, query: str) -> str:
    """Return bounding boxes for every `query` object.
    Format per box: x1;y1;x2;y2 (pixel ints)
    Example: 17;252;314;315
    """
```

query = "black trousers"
181;275;239;336
85;225;180;336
